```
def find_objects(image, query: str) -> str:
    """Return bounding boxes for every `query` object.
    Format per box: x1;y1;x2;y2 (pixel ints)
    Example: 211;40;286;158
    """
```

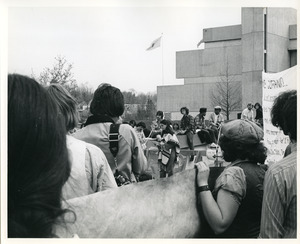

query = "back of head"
271;90;297;141
136;121;146;129
8;74;70;237
90;83;124;118
219;119;267;163
46;83;79;131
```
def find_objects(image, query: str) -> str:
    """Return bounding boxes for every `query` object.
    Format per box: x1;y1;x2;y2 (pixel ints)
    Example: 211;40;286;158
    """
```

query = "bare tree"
33;55;77;91
32;56;93;107
210;60;242;120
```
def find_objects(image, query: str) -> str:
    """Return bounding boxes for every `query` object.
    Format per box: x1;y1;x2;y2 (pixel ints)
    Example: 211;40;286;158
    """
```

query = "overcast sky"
5;0;298;93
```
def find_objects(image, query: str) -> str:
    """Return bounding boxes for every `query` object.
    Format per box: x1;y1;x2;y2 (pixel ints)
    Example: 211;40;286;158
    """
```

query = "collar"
84;114;115;127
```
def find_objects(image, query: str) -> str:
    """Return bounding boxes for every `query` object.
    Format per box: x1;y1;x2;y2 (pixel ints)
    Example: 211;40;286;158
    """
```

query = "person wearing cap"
194;107;216;144
241;103;254;121
195;119;268;238
208;106;224;142
259;90;297;238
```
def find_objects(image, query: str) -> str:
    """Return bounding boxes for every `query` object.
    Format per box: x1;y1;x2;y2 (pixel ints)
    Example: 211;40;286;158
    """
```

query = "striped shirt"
259;143;297;238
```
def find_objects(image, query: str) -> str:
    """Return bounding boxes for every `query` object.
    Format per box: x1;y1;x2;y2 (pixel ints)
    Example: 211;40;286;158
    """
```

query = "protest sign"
262;66;297;165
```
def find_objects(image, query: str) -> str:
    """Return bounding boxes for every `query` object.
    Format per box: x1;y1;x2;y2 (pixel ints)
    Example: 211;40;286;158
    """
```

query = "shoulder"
85;142;107;162
215;166;247;202
267;153;297;178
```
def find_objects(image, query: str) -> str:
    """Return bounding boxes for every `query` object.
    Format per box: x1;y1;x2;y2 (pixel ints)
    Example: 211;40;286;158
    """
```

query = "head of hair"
136;121;146;129
129;120;136;127
90;83;124;118
173;122;180;130
199;107;207;113
160;119;174;135
46;83;79;132
271;90;297;141
8;74;71;237
156;110;164;118
254;102;261;109
219;135;267;164
180;107;189;115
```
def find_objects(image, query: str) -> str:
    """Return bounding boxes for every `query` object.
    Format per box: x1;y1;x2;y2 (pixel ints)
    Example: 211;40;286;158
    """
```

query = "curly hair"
8;74;71;237
271;90;297;141
219;136;267;164
180;107;189;115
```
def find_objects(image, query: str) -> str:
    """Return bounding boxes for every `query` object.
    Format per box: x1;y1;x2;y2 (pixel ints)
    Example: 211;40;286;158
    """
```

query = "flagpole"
161;33;164;85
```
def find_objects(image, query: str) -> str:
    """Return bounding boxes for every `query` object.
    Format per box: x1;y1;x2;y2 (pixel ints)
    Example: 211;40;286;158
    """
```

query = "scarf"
84;114;115;127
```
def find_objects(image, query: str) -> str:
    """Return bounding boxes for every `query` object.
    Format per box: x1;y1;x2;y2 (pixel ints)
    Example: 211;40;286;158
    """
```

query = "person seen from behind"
8;74;71;237
73;83;147;186
46;84;117;200
196;119;268;238
259;90;297;238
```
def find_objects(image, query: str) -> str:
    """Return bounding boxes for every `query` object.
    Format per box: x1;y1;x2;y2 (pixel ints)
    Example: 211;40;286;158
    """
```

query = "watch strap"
197;185;210;193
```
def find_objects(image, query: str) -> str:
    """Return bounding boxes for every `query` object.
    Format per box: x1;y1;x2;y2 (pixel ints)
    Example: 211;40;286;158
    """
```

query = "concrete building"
157;7;297;120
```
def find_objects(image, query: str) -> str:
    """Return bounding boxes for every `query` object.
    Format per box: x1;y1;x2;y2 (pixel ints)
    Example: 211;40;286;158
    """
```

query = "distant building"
157;7;297;120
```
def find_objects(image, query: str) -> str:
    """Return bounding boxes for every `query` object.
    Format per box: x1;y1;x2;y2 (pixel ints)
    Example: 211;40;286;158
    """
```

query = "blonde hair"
46;84;79;131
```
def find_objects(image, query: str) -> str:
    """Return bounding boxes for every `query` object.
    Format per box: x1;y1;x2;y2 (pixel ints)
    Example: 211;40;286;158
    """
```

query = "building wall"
241;7;265;108
266;8;297;72
157;81;241;120
176;44;242;81
158;7;297;119
203;25;242;42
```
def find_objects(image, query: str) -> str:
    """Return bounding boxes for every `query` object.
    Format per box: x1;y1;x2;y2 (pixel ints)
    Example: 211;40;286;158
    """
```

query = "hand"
195;161;210;187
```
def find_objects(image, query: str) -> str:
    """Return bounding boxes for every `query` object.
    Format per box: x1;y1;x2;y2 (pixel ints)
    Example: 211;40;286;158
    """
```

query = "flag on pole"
197;39;203;48
146;36;162;51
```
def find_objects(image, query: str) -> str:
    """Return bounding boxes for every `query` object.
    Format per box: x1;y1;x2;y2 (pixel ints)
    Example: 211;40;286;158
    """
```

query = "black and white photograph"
0;0;298;241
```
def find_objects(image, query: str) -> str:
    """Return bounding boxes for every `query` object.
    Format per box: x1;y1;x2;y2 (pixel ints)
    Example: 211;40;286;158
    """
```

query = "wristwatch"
197;185;210;193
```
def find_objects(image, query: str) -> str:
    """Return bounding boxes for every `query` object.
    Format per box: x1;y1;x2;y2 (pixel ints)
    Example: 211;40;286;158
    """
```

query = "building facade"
157;7;297;120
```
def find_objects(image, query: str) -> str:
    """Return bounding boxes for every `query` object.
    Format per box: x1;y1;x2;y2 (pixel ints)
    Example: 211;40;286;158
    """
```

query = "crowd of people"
8;73;297;239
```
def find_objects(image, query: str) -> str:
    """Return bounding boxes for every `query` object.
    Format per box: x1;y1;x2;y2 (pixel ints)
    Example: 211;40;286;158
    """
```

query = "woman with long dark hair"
196;119;268;238
8;74;71;237
254;102;263;127
158;119;180;178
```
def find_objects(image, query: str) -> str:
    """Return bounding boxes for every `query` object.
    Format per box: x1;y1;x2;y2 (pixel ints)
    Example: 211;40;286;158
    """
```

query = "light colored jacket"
62;135;117;200
73;123;147;181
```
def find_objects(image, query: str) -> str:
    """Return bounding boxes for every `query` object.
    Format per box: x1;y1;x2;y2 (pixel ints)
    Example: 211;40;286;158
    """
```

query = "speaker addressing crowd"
7;73;297;238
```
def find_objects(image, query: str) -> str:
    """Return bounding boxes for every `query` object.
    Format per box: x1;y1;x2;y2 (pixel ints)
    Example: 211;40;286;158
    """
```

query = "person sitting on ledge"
179;106;195;161
194;107;216;144
196;119;268;238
